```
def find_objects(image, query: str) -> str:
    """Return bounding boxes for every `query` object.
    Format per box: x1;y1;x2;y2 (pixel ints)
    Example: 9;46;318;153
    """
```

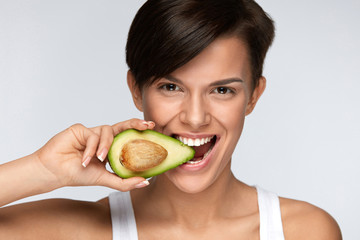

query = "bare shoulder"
0;197;112;240
279;197;342;240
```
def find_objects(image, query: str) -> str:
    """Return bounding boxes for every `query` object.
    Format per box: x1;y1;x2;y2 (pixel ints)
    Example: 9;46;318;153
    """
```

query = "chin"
164;170;217;194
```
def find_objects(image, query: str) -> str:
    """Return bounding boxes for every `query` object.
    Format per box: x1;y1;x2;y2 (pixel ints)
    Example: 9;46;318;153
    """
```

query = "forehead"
168;37;252;85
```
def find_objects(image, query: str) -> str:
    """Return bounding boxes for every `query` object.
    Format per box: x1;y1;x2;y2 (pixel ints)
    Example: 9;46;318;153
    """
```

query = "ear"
127;70;143;112
245;76;266;115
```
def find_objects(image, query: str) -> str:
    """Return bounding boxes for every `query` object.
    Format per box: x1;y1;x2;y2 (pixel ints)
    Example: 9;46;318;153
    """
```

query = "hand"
34;118;155;191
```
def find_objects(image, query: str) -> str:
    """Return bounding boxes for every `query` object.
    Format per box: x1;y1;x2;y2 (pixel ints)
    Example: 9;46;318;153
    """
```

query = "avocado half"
108;129;195;178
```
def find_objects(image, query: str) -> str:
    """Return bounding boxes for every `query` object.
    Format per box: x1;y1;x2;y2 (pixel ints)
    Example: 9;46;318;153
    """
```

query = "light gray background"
0;0;359;239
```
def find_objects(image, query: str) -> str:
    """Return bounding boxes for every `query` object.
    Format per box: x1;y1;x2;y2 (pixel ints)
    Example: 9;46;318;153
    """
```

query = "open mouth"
174;135;217;165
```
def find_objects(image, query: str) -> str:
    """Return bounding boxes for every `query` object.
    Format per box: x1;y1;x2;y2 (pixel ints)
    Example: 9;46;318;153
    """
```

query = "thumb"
97;172;149;192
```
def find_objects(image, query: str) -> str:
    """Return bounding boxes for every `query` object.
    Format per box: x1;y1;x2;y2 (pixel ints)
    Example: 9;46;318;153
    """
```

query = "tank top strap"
256;186;285;240
109;191;138;240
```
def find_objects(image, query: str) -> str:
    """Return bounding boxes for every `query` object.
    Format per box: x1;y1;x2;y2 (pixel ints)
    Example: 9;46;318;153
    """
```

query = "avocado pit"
120;139;168;172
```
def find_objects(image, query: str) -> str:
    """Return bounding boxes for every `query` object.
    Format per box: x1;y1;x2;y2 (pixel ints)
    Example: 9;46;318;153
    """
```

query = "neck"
135;164;245;228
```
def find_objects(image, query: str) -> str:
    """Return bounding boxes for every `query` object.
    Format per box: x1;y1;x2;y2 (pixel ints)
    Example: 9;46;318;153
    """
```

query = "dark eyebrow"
209;78;244;86
164;75;244;86
164;75;182;84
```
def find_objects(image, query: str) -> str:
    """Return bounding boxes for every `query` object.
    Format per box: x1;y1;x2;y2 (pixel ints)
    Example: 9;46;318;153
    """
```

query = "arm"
0;118;154;207
0;119;154;238
0;153;58;207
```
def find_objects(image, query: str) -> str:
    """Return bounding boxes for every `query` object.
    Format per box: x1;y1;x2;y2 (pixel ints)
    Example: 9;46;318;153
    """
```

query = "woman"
0;0;341;239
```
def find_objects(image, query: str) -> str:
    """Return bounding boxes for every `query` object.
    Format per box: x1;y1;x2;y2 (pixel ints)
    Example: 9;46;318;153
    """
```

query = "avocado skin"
108;129;195;178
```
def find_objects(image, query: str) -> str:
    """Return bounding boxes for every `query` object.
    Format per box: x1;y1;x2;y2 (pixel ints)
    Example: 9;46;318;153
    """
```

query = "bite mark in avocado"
108;129;195;178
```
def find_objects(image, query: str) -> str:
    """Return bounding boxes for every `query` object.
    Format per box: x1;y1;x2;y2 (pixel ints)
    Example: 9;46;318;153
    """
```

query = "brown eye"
161;84;180;91
214;87;231;94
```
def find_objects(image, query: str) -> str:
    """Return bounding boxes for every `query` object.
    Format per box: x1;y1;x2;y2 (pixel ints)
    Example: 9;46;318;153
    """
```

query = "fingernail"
135;180;150;188
82;156;91;168
97;148;107;162
143;121;155;128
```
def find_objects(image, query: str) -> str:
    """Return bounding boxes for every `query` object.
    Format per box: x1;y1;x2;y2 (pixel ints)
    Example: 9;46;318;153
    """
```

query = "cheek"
211;96;247;163
211;96;248;130
142;94;181;127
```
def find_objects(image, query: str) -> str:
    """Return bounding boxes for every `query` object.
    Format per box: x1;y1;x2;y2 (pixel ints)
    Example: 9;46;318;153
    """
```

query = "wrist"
0;153;61;207
31;151;64;191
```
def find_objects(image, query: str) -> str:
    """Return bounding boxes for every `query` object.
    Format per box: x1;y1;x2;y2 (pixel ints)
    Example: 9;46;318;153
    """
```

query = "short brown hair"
126;0;275;90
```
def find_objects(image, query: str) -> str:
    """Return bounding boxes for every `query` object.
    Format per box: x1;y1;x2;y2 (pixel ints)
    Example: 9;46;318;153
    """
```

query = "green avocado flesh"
108;129;195;178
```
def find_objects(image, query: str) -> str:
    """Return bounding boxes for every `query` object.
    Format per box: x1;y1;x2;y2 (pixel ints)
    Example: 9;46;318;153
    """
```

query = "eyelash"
212;87;235;95
158;83;181;92
158;83;236;96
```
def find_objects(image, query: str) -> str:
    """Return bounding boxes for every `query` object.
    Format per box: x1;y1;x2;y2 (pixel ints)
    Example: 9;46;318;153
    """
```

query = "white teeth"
176;135;215;147
186;141;215;164
187;159;203;164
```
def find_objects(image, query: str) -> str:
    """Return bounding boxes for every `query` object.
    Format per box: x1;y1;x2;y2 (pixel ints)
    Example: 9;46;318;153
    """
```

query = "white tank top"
109;186;285;240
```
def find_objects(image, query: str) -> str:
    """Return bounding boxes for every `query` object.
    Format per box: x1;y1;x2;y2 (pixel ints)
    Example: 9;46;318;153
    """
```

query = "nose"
179;93;211;129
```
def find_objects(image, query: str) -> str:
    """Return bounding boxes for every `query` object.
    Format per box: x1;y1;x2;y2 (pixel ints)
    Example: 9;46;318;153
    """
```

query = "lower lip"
178;137;219;172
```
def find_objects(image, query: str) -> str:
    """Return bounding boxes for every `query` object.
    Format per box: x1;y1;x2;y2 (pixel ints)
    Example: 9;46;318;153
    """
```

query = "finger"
80;128;100;168
144;121;155;129
89;125;102;135
112;118;155;135
97;173;149;192
96;125;114;162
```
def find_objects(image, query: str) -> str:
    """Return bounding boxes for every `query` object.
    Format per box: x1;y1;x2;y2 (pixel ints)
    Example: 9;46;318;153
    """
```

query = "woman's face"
128;37;265;193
